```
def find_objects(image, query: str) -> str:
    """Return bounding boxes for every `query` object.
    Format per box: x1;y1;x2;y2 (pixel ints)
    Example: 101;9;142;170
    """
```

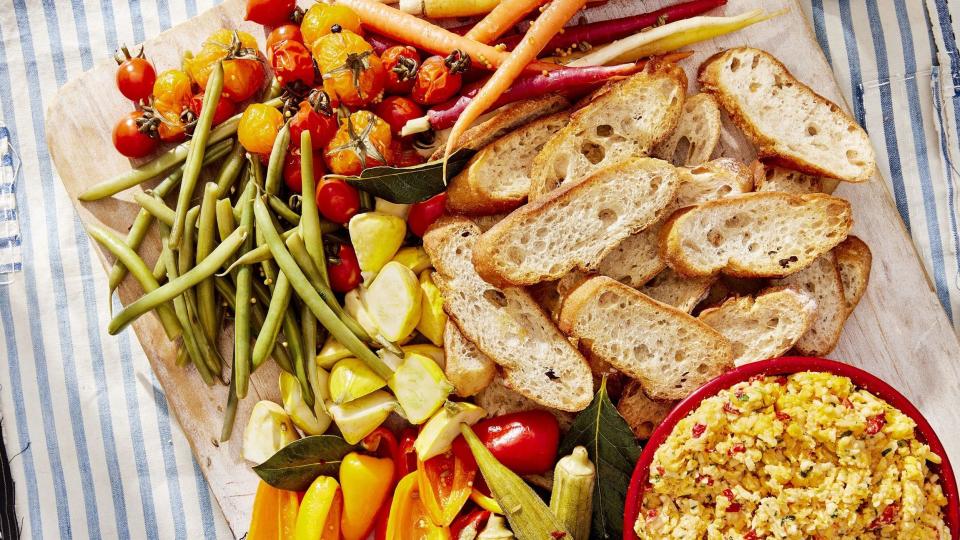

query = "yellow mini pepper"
340;452;395;540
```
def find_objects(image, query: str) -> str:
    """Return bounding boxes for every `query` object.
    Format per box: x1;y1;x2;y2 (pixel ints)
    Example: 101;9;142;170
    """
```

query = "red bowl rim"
623;356;959;539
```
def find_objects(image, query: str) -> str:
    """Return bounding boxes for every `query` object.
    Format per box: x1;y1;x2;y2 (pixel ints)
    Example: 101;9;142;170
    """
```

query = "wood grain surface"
45;0;960;535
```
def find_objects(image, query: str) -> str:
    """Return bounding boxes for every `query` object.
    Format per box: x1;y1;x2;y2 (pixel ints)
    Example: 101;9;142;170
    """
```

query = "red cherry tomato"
452;410;560;475
282;146;326;194
389;141;426;168
245;0;296;26
327;244;362;293
189;92;237;126
270;39;315;88
373;96;424;138
115;46;156;102
289;92;339;151
316;178;361;224
112;111;158;158
412;51;470;105
380;45;420;95
266;24;304;53
407;192;447;237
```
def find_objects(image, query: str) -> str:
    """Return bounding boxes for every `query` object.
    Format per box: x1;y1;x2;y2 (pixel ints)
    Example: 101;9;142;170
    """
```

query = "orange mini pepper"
294;476;341;540
386;472;451;540
340;452;395;540
248;481;300;540
417;447;477;527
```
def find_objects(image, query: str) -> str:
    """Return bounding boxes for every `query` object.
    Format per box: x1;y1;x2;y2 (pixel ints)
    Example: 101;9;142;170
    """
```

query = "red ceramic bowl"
623;357;959;539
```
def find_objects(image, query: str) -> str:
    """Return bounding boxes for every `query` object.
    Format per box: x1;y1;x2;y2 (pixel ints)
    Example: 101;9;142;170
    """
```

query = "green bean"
301;302;321;416
133;192;176;225
215;199;236;243
86;223;181;340
170;62;225;247
220;376;239;442
214;141;245;197
298;131;330;288
196;183;220;342
265;77;282;101
233;182;257;398
264;123;291;196
108;225;248;334
106;141;233;291
176;347;189;368
214;276;295;375
285;232;370;342
152;255;166;282
180;207;222;378
268;193;300;226
158;235;215;386
252;271;291;371
281;298;313;408
253;197;393;379
221;228;303;274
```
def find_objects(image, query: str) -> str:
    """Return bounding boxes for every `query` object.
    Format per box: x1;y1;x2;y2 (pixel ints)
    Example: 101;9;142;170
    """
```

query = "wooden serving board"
46;0;960;535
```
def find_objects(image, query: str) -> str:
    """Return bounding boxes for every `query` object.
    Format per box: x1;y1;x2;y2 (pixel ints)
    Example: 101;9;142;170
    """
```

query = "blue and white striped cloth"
0;1;958;539
0;126;21;277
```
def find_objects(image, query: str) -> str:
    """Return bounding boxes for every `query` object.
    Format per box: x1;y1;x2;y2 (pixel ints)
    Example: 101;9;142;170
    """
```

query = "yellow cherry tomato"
238;103;284;155
184;29;264;102
301;4;363;51
152;69;193;109
312;28;385;107
325;110;393;176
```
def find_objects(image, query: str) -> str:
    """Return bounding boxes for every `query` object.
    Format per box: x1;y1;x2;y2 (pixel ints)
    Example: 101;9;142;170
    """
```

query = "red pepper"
692;423;707;438
451;410;560;476
449;509;489;540
418;449;477;527
866;413;887;435
776;411;791;422
373;496;392;540
362;426;403;484
397;428;419;477
867;503;899;530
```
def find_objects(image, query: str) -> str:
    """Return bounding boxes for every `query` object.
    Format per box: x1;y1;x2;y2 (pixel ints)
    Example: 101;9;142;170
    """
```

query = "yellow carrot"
442;0;588;164
466;0;550;44
335;0;556;72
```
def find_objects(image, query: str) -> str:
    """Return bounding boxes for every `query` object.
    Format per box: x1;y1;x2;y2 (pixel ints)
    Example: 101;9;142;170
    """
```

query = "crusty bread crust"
698;47;876;183
652;93;722;166
834;235;872;312
617;380;677;440
659;192;853;279
446;111;569;215
473;157;679;287
443;322;496;397
772;253;846;356
558;276;733;400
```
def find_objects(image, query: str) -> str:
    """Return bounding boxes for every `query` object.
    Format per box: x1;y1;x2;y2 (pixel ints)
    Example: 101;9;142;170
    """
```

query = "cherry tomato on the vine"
189;92;237;126
184;30;265;102
113;111;158;158
238;103;284;155
388;141;426;168
266;24;304;56
152;69;193;110
324;110;393;176
373;96;424;137
289;91;339;151
270;39;315;88
245;0;296;27
282;146;326;194
316;179;361;225
312;27;385;108
412;50;470;105
301;4;363;50
115;45;156;102
407;192;447;237
327;243;362;293
380;45;420;95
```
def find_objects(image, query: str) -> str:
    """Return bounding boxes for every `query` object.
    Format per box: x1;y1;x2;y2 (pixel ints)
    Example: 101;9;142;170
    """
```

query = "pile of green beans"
82;67;388;441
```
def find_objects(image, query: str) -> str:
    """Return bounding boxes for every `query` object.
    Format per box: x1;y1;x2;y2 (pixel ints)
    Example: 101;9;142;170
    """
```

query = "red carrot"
498;0;727;54
401;54;691;134
366;31;402;55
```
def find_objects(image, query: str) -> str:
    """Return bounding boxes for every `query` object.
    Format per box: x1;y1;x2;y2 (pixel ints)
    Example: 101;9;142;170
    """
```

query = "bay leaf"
558;377;642;539
331;148;476;204
252;435;354;490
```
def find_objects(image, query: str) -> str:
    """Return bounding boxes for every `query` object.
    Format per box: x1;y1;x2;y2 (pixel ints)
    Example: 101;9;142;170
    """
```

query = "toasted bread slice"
755;164;825;194
639;269;715;313
528;60;686;200
834;235;872;311
617;380;677;440
698;288;817;366
423;217;593;411
698;47;876;183
660;192;852;278
446;112;569;215
594;158;755;287
429;94;570;160
473;157;679;287
443;322;496;397
472;212;508;232
771;253;846;356
474;376;576;431
652;93;722;166
558;276;733;400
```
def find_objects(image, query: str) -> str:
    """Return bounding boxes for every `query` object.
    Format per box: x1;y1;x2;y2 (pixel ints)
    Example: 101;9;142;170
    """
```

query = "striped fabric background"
0;0;957;538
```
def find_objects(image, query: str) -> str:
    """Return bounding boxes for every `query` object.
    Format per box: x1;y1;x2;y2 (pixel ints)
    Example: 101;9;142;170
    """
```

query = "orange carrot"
334;0;557;72
442;0;588;163
466;0;550;44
